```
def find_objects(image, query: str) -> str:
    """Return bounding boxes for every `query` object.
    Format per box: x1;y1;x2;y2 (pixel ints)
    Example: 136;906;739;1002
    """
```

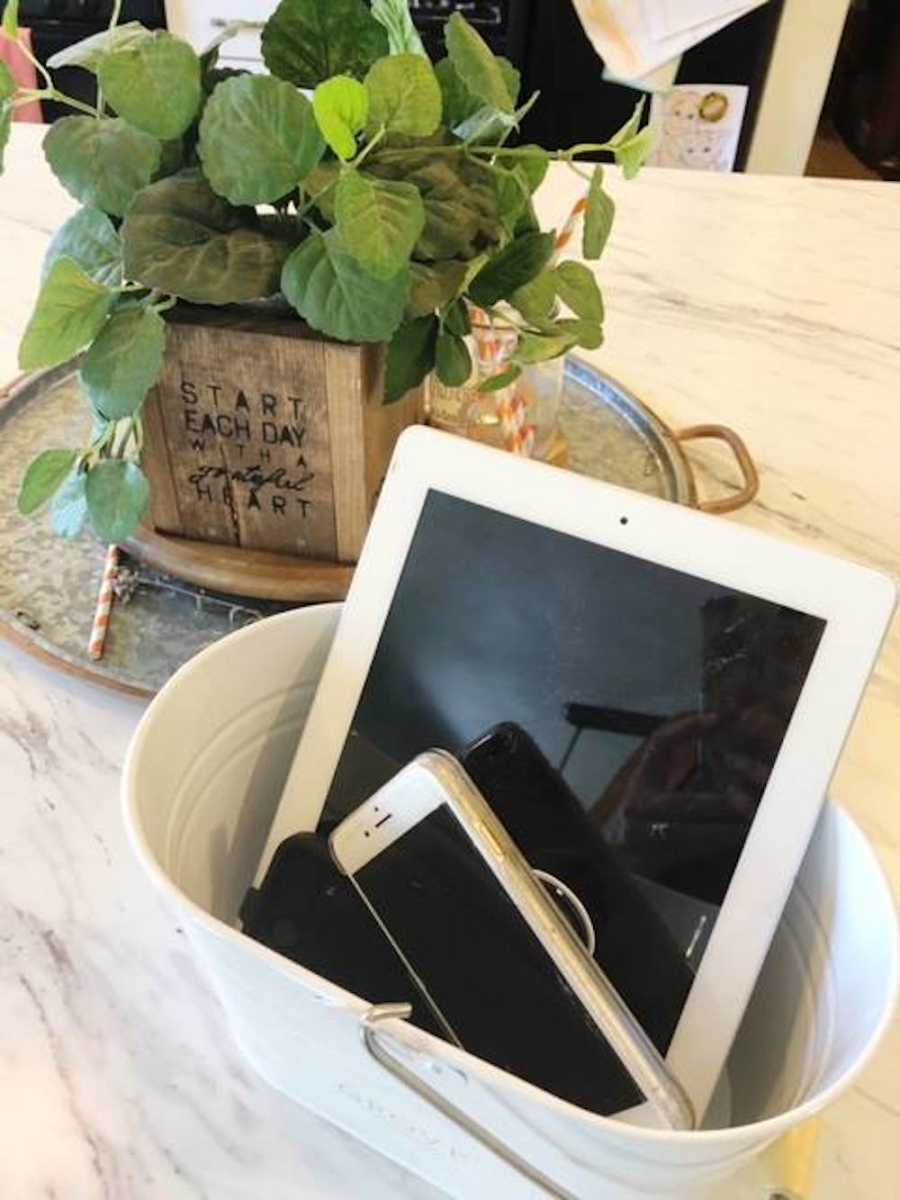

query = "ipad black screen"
320;490;826;1053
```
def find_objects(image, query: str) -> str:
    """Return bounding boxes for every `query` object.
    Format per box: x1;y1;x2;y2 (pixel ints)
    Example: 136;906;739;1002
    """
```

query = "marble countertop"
1;123;898;1199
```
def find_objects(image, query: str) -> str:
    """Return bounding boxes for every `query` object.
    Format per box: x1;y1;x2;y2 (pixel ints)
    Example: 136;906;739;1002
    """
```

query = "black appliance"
411;0;508;58
19;1;166;122
505;1;785;169
410;2;783;172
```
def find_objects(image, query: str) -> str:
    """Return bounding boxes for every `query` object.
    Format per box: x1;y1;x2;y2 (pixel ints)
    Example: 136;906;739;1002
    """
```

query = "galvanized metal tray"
0;365;291;697
0;360;757;696
560;358;757;515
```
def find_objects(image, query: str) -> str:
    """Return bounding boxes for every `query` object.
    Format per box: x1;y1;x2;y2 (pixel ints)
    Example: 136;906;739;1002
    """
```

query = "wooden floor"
806;123;880;180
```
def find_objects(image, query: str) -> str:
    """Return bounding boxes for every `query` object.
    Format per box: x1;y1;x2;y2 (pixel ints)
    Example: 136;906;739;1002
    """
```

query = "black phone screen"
356;803;643;1116
321;491;826;1053
241;832;444;1036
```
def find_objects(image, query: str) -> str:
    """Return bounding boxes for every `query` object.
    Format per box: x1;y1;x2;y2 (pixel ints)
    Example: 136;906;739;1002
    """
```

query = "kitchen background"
8;0;899;178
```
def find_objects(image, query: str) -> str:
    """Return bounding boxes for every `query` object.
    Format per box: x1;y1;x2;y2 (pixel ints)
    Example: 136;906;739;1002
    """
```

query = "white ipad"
257;424;895;1125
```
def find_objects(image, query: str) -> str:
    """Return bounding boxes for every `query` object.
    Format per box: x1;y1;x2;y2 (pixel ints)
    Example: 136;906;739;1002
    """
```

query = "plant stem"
130;414;144;457
295;180;336;221
109;0;124;29
352;126;386;169
49;89;102;117
372;141;615;164
566;161;593;183
111;418;135;460
1;26;54;90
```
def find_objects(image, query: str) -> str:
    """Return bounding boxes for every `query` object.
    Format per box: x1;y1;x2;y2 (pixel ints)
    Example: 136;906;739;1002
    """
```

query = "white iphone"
329;750;695;1130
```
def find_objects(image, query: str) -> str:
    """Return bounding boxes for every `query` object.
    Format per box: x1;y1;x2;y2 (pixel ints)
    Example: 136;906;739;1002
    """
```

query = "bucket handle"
361;1004;579;1200
675;425;760;515
363;1007;811;1199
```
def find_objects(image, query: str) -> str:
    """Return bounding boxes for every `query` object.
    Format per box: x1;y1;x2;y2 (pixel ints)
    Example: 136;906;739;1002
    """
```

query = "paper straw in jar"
88;544;119;661
554;194;589;259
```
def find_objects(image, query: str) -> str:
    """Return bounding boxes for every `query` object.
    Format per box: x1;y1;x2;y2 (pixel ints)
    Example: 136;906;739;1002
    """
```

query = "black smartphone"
240;831;443;1036
462;722;694;1056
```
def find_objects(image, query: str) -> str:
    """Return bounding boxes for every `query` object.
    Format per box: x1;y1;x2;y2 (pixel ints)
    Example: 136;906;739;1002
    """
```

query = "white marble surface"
0;123;898;1198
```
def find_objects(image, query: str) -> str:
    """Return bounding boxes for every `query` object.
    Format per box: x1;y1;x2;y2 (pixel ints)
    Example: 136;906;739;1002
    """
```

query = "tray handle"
675;425;760;515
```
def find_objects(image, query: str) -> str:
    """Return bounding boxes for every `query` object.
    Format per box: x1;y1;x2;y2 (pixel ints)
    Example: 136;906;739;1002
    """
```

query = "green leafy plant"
1;0;655;543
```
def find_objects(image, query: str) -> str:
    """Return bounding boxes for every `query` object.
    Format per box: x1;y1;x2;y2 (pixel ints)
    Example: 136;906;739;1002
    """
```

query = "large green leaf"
336;171;424;279
385;315;437;402
406;260;467;318
366;151;500;260
468;231;555;308
435;329;471;387
85;460;151;543
443;297;470;337
609;99;646;148
554;260;604;325
18;450;78;516
98;31;202;140
262;0;388;88
51;470;88;538
556;316;603;350
434;53;519;133
19;257;115;371
510;268;557;325
313;75;368;160
281;228;408;342
444;12;513;114
505;146;549;194
515;330;576;364
47;21;149;72
493;164;531;236
478;364;520;393
199;74;324;204
583;165;615;261
43;117;162;218
371;0;426;57
615;125;656;180
0;60;14;176
42;207;123;289
123;170;292;304
365;54;441;137
434;58;477;130
81;306;167;420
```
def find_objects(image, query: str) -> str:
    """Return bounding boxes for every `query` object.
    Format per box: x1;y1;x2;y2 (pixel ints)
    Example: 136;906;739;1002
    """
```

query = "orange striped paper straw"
88;544;119;661
554;195;589;257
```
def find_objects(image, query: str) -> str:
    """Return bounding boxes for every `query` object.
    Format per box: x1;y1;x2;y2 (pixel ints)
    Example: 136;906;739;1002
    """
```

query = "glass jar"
425;315;565;460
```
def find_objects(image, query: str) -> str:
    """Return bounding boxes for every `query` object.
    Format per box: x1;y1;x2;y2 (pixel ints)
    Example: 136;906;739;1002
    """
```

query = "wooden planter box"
141;306;422;568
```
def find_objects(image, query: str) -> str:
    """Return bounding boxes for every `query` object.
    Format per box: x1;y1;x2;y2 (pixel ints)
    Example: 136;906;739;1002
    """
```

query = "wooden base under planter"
125;434;570;604
142;305;423;565
124;526;354;603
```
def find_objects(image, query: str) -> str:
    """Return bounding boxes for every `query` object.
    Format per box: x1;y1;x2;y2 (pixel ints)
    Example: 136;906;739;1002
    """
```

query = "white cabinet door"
166;0;279;64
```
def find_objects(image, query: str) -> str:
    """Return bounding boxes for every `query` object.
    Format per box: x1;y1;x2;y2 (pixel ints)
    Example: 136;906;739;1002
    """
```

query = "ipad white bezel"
258;424;895;1124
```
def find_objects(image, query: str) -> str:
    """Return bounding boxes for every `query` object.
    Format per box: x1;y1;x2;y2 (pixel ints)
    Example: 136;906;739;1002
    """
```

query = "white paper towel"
571;0;770;79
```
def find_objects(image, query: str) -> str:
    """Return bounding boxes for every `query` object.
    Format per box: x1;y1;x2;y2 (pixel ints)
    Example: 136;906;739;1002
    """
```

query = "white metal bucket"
122;605;898;1200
